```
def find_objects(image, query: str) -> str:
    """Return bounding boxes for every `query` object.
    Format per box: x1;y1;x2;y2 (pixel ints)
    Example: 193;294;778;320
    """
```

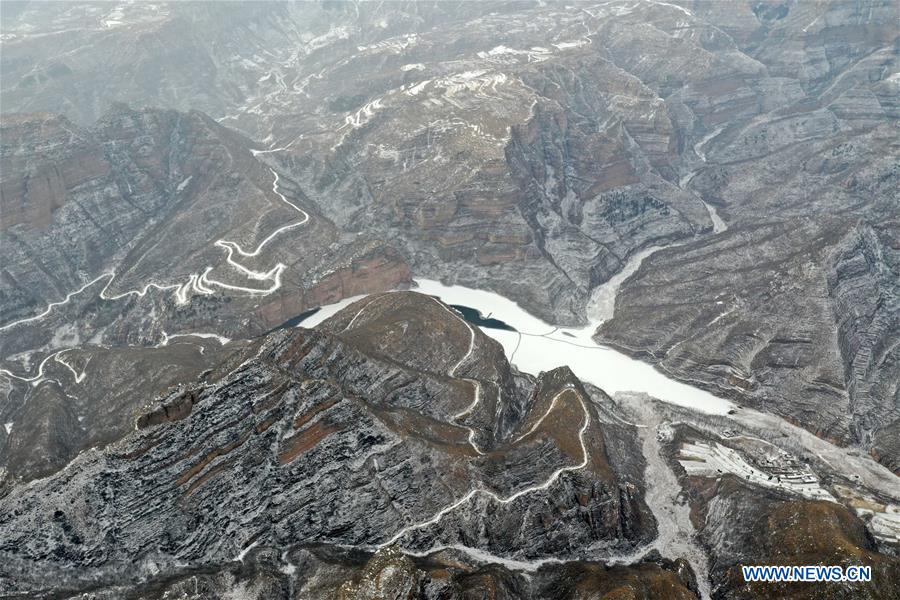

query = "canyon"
1;1;898;598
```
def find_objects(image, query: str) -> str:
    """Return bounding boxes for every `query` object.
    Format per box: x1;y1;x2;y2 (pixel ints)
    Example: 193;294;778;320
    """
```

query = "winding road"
379;385;590;549
338;293;596;555
0;168;307;337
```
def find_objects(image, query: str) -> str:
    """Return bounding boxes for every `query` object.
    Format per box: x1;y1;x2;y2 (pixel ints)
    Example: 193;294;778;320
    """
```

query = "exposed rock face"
0;113;106;230
336;547;421;600
326;547;700;600
2;2;896;463
598;220;857;440
30;544;699;599
0;2;520;126
1;105;267;321
826;224;900;470
580;0;900;464
1;2;898;598
679;470;900;600
1;292;896;599
0;339;246;483
651;414;900;599
0;0;757;325
597;213;899;470
275;3;727;324
698;482;900;599
0;104;412;369
0;292;653;596
2;2;895;317
5;0;890;329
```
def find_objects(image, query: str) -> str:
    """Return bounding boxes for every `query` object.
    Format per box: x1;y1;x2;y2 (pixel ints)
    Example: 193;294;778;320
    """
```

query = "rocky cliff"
1;3;898;597
3;3;896;462
0;292;656;597
660;422;900;599
0;104;412;367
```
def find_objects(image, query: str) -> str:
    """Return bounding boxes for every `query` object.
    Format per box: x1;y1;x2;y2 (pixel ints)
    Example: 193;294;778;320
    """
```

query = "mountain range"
0;1;897;598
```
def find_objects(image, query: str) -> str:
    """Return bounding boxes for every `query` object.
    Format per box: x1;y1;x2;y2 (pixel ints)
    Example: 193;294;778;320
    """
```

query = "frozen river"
304;278;735;415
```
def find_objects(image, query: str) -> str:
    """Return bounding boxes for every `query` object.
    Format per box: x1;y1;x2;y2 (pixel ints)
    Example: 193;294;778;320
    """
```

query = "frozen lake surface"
304;279;734;415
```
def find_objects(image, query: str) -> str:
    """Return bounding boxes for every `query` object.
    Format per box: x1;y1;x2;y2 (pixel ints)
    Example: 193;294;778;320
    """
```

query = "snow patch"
679;441;835;502
552;40;589;50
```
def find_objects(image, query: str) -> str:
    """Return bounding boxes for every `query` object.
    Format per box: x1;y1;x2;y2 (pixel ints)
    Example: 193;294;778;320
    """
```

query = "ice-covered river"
303;278;734;416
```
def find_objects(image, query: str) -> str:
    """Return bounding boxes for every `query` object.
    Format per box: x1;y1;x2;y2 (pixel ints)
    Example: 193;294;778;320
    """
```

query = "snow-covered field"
833;484;900;545
678;440;835;502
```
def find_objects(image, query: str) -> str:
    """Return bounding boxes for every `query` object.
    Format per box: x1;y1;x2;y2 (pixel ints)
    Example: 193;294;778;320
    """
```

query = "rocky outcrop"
3;2;896;436
658;423;900;599
0;113;108;230
597;220;854;441
0;104;306;326
0;292;654;596
706;485;900;599
826;224;900;469
687;480;900;600
327;546;699;600
22;543;699;599
1;4;898;597
0;105;412;368
597;216;900;468
0;340;246;483
2;2;895;329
